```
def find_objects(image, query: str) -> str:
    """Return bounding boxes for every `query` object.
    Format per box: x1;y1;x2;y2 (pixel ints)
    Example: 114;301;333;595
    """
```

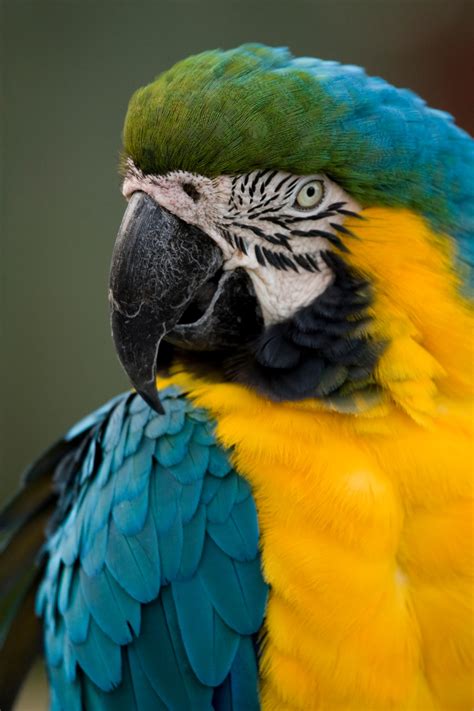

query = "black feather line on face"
262;247;282;270
262;233;291;248
330;222;356;237
336;208;364;219
263;170;278;189
282;211;337;223
234;223;266;239
279;253;298;272
291;228;350;253
254;244;266;266
252;215;288;228
283;178;300;197
221;229;234;247
294;253;316;272
273;252;288;271
305;254;320;271
246;193;281;214
274;174;294;192
273;233;292;250
251;201;285;216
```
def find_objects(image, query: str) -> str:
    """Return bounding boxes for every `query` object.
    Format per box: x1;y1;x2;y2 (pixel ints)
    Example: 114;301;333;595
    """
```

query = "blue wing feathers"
63;574;90;645
81;524;108;577
102;398;128;453
169;440;209;484
44;620;64;668
105;517;161;603
112;419;129;471
202;475;224;504
133;593;209;708
208;496;260;562
95;450;114;489
228;636;260;711
126;645;168;711
63;638;77;682
152;465;180;533
171;573;240;687
235;477;252;503
144;410;170;439
213;676;234;711
193;420;216;446
112;479;149;536
57;561;74;615
199;538;266;636
38;387;267;709
180;478;204;523
158;510;184;583
79;567;140;645
187;440;211;479
167;400;186;435
79;479;115;558
64;393;127;442
49;666;82;711
155;433;187;467
212;636;260;711
72;618;122;691
178;505;206;579
79;439;97;485
207;475;238;523
208;446;233;477
161;585;215;708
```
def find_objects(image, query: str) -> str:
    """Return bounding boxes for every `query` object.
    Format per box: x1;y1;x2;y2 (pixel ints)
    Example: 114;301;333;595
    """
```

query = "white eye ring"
294;180;324;209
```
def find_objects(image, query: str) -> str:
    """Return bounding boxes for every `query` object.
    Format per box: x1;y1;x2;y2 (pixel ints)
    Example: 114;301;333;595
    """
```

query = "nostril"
182;183;200;202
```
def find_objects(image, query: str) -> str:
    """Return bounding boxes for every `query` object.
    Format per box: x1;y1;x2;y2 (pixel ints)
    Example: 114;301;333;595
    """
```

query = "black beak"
109;192;223;412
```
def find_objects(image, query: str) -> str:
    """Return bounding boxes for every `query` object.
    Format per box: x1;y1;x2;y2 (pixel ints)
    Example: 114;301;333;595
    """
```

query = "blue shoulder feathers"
36;386;267;710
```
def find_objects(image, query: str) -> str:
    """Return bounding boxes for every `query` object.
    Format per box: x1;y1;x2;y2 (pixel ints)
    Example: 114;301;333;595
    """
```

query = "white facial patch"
122;160;360;324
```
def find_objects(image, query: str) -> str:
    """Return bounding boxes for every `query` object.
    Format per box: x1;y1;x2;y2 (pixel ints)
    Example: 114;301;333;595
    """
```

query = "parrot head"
109;44;473;416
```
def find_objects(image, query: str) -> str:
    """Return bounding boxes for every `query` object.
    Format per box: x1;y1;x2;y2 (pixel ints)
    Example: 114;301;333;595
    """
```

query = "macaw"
1;44;473;711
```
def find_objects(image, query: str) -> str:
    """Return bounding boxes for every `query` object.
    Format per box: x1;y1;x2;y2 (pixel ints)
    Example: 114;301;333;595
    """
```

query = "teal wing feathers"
0;393;125;710
36;386;267;710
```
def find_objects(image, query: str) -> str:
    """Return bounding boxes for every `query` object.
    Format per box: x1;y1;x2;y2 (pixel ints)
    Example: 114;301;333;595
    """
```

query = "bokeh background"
1;0;473;708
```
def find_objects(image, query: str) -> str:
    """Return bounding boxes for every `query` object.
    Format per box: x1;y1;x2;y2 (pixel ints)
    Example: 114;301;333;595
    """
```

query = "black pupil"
306;185;315;197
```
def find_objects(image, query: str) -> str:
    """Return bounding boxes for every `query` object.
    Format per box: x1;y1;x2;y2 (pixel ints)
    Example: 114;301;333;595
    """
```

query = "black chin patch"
168;251;386;405
226;251;386;403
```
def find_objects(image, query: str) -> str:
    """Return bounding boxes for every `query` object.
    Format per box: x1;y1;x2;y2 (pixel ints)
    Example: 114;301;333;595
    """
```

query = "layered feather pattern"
36;386;267;710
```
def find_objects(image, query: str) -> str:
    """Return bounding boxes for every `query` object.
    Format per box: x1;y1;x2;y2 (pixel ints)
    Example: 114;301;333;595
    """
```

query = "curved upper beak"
109;192;223;412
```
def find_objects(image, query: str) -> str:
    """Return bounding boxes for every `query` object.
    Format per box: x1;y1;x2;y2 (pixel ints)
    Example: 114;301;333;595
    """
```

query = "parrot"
0;43;473;711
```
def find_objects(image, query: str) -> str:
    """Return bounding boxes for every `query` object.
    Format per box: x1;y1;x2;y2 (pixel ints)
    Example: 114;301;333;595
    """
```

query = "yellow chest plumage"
164;377;472;710
162;209;473;710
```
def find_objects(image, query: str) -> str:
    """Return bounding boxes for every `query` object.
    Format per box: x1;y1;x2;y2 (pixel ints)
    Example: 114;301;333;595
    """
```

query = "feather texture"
36;386;266;709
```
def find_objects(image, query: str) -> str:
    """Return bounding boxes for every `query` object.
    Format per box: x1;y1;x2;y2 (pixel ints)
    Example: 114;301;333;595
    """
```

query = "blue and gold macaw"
1;44;473;711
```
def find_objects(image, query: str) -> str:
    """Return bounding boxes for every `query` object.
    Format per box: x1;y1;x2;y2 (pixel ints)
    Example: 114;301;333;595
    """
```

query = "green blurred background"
1;0;473;707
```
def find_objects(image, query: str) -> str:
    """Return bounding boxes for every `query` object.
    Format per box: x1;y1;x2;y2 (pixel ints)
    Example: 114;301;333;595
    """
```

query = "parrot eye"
294;180;324;210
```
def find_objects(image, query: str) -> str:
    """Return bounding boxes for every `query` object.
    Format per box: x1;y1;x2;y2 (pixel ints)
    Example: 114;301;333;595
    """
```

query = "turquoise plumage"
33;386;267;709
